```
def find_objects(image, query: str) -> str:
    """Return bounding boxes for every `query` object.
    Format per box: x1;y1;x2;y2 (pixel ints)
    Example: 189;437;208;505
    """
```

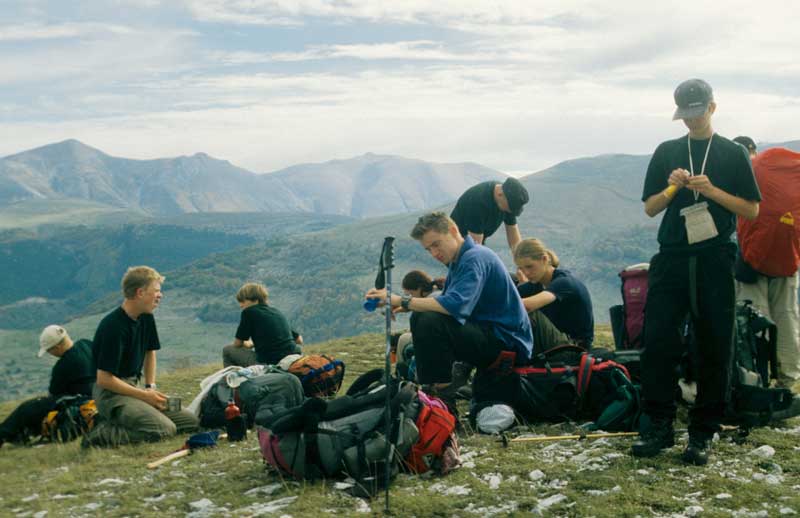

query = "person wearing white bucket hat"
0;325;94;447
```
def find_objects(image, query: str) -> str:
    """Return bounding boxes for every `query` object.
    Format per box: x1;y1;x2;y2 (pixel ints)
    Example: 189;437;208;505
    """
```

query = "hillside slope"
0;332;798;518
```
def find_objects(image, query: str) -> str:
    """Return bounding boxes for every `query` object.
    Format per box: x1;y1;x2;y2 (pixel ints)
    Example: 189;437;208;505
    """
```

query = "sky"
1;0;798;175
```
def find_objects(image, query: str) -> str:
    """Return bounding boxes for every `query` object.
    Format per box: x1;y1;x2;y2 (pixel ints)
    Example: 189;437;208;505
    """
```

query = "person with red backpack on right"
734;138;800;392
632;79;761;466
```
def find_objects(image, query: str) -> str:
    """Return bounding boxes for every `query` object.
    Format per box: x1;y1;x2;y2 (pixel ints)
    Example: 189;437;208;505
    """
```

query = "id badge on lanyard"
680;134;718;245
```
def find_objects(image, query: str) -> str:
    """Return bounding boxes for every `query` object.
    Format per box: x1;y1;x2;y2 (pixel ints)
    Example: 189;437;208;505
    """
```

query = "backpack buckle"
488;350;516;375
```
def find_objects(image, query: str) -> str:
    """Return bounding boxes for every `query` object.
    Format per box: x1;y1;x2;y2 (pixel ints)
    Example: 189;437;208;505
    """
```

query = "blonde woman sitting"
514;239;594;352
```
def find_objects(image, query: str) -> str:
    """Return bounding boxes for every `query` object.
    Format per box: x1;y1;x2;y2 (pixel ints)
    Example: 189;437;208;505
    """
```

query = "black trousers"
0;396;55;443
641;244;736;437
410;312;505;384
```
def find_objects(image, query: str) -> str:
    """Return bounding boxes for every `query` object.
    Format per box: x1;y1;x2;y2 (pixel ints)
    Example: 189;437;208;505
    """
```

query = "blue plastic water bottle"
363;298;379;312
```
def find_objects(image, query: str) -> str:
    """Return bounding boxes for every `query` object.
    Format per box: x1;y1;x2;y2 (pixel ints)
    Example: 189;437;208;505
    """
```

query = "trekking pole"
506;431;639;444
375;236;395;513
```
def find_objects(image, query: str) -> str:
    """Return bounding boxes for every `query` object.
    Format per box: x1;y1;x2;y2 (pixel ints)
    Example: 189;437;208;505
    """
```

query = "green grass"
1;332;799;517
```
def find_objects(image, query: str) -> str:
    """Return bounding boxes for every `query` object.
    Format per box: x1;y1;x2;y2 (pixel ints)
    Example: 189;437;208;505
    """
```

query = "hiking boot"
682;435;711;466
631;418;675;458
451;362;473;388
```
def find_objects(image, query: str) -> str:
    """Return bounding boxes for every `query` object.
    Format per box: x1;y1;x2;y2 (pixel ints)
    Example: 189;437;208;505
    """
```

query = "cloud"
0;22;135;41
1;0;799;176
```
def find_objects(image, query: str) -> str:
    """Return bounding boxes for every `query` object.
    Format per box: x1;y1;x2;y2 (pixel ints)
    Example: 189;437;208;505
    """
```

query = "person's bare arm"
645;168;689;217
505;224;522;251
687;176;759;220
143;350;156;386
521;291;556;312
365;288;451;316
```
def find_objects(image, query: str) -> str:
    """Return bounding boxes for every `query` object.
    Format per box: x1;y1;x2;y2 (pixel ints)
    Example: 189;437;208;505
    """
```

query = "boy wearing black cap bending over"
450;177;530;254
632;79;761;465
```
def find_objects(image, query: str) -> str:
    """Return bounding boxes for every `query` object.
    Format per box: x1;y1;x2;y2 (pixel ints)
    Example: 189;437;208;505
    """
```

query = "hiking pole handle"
382;236;395;271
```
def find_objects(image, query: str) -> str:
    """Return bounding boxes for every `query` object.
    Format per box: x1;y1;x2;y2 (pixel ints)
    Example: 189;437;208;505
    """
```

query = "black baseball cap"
733;136;756;152
672;78;713;120
502;177;529;217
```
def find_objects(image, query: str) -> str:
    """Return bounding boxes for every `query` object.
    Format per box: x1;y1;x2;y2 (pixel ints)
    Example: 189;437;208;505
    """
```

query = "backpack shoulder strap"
575;353;595;399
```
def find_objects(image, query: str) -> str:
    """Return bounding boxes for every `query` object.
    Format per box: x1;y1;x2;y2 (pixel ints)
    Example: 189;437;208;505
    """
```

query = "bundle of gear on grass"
255;368;459;497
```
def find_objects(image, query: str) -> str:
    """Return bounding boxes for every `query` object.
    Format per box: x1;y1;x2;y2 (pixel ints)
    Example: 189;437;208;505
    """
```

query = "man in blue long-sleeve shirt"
366;212;532;395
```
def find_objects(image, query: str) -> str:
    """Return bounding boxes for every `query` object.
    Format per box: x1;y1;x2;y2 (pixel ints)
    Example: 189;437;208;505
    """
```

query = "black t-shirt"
49;339;95;397
518;268;595;343
450;181;517;242
92;307;161;379
642;134;761;252
235;304;296;365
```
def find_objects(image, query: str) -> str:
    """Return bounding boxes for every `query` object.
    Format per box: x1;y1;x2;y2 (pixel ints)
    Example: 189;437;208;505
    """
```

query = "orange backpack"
738;148;800;277
287;354;345;397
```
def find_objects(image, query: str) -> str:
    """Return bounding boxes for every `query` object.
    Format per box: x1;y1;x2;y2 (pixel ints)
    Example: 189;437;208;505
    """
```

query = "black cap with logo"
673;78;714;120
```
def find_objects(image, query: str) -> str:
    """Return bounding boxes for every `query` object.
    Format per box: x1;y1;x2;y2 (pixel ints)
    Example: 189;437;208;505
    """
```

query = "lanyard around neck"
688;133;713;201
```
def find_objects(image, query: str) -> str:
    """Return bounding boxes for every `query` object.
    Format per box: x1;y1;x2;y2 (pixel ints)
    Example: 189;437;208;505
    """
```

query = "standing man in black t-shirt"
0;325;94;447
86;266;197;446
631;79;761;465
450;177;530;253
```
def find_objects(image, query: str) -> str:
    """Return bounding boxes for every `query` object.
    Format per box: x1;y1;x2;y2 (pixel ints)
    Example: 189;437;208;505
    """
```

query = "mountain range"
0;140;506;218
1;137;799;398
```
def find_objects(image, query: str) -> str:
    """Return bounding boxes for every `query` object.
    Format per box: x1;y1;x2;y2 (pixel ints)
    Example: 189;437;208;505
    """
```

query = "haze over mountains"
2;137;798;399
0;140;506;218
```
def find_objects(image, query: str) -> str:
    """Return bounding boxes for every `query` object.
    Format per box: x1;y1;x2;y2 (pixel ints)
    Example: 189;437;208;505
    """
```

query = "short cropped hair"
236;282;269;304
410;211;455;240
122;266;164;299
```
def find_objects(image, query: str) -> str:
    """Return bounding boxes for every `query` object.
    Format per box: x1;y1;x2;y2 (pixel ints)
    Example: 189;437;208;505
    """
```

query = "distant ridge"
0;141;506;218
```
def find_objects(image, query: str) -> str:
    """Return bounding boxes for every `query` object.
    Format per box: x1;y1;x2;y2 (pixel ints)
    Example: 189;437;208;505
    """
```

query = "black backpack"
472;345;641;431
256;369;422;495
682;301;794;426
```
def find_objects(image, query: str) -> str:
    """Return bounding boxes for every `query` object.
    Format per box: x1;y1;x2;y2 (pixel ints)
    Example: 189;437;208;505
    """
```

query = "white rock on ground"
484;474;502;490
464;502;519;516
244;484;282;497
685;505;704;516
97;478;125;486
355;499;371;514
533;494;567;515
749;445;776;458
528;470;545;481
428;483;471;496
234;496;298;517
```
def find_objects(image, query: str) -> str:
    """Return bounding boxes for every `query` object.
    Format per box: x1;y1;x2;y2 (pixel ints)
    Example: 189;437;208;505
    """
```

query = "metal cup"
166;396;181;412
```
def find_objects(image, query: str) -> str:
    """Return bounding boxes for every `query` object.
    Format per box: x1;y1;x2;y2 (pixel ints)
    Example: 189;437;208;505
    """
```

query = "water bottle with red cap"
225;399;246;441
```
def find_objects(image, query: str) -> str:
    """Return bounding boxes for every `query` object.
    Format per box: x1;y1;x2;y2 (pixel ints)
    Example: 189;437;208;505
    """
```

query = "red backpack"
609;263;649;350
405;391;457;474
738;147;800;277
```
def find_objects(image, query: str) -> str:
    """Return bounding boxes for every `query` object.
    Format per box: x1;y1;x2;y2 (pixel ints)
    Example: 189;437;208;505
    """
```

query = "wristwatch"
400;293;412;311
145;383;157;389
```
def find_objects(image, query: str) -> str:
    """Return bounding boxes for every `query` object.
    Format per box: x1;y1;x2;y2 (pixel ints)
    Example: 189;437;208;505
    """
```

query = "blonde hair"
236;282;269;304
122;266;164;299
513;239;560;268
410;211;456;240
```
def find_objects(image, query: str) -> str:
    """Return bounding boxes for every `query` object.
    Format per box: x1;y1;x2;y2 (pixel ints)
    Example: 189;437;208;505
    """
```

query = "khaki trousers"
737;272;800;381
93;378;198;444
